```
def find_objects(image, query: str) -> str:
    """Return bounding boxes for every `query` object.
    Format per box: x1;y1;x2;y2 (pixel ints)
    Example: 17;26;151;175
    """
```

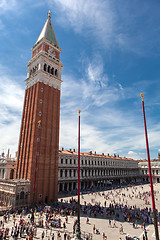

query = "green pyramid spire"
36;12;59;48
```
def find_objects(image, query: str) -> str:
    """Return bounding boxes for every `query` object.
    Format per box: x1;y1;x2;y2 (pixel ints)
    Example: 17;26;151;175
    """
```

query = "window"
40;99;43;104
70;159;72;164
51;67;54;75
60;170;63;177
74;170;76;177
20;191;24;199
85;160;87;165
65;170;67;177
39;112;42;116
41;88;43;92
70;170;72;177
82;160;83;165
61;159;63;164
74;159;76;164
55;69;58;76
48;65;50;73
65;159;68;164
44;64;47;71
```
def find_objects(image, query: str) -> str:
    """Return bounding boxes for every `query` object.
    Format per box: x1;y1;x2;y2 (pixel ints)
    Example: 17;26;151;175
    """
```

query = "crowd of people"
0;183;158;239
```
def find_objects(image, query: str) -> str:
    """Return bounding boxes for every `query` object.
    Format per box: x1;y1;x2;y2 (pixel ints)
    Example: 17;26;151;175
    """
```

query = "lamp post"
140;93;159;240
76;110;81;239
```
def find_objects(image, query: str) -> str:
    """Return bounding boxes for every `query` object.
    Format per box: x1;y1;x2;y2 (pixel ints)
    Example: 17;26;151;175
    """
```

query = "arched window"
82;170;83;177
51;67;54;75
55;69;58;76
2;169;4;179
44;64;47;71
47;65;50;73
20;191;24;199
10;169;14;179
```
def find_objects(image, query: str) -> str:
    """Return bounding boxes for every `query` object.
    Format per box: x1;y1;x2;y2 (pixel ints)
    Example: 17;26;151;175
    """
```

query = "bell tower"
15;12;63;203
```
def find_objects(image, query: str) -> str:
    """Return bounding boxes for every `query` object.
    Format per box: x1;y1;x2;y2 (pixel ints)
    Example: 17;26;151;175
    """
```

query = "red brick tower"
15;12;63;203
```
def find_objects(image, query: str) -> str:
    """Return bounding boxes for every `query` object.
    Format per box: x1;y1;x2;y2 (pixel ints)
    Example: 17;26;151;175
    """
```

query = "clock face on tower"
48;47;56;57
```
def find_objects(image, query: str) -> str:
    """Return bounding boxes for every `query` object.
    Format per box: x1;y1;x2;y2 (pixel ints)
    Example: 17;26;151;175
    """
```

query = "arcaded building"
139;159;160;183
15;12;63;203
58;149;141;192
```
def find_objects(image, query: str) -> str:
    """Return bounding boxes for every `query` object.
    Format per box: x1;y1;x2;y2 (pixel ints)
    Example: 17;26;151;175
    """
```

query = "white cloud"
59;58;160;159
0;0;17;12
0;65;24;156
128;151;145;160
50;0;115;47
49;0;160;55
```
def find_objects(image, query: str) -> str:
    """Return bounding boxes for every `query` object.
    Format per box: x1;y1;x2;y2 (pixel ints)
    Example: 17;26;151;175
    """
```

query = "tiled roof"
59;149;134;161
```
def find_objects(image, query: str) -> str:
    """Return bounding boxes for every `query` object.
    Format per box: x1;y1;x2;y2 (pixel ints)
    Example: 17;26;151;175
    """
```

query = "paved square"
0;183;160;239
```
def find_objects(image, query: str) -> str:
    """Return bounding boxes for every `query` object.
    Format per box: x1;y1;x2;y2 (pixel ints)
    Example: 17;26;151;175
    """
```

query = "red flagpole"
140;93;159;240
76;110;81;239
78;110;80;211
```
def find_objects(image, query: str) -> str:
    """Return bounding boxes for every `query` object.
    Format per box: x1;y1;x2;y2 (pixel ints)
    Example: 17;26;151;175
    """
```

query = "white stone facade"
0;152;16;180
138;160;160;183
0;179;30;208
58;149;141;193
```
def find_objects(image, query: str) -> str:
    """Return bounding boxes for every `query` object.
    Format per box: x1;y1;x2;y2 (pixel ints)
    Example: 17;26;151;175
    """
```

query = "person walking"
41;231;44;239
52;232;55;240
93;224;95;233
64;231;67;240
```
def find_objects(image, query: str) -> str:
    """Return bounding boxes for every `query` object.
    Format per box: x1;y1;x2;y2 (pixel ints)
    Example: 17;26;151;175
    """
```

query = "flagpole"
76;110;81;239
140;93;159;240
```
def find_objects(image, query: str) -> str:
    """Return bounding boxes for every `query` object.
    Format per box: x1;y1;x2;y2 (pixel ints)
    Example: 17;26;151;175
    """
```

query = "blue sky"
0;0;160;160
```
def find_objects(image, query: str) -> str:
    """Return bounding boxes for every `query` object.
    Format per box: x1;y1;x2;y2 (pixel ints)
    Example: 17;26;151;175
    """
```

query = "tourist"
93;224;95;233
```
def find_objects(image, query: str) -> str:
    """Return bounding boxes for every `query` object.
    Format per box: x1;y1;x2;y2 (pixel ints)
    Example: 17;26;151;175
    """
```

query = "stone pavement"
58;183;160;240
0;183;160;239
